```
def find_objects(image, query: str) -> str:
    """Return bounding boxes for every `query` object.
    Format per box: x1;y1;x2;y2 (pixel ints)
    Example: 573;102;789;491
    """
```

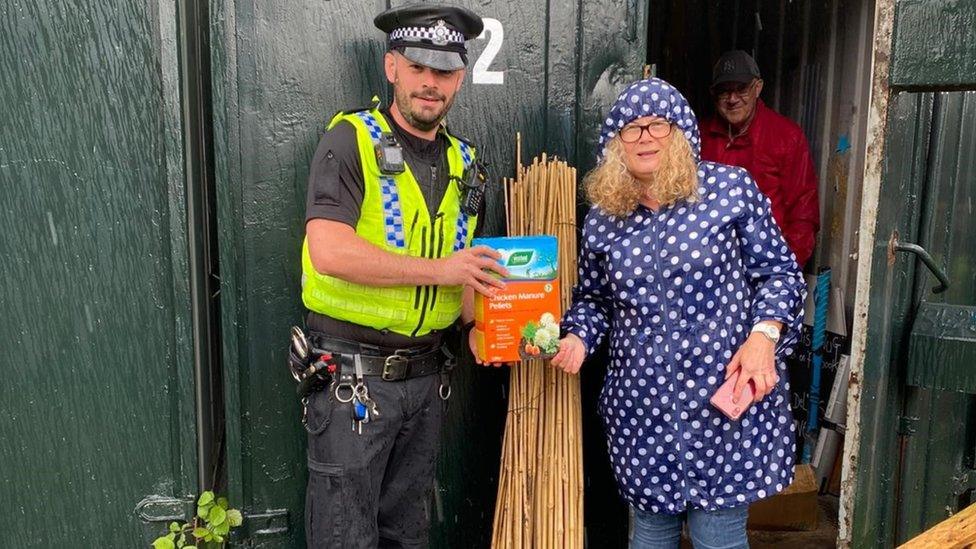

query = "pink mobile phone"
710;372;756;420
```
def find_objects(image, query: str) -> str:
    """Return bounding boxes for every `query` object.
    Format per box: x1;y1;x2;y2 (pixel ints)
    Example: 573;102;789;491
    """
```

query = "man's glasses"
713;80;758;100
619;120;673;143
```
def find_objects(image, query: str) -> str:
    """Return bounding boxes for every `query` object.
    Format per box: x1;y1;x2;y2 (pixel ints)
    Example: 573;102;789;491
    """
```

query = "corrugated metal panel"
812;0;875;330
774;0;875;309
0;1;197;546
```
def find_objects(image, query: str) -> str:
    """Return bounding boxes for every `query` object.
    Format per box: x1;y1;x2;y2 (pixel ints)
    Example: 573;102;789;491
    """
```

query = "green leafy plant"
151;491;243;549
520;321;538;341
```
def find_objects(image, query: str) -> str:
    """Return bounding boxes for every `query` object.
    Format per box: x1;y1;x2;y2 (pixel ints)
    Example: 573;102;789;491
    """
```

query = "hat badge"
432;19;449;46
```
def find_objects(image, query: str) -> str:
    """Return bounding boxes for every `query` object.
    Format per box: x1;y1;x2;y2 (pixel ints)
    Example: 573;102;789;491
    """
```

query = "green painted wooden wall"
0;1;197;546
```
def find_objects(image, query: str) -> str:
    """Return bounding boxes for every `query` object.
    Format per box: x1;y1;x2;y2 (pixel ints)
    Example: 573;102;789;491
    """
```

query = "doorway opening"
598;1;876;546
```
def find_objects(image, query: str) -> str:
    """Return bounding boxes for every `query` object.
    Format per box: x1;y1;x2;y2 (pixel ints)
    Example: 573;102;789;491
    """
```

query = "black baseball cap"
375;3;484;72
711;50;762;90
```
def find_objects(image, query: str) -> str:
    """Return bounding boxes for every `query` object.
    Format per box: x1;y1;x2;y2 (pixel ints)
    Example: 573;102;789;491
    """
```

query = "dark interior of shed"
579;1;872;546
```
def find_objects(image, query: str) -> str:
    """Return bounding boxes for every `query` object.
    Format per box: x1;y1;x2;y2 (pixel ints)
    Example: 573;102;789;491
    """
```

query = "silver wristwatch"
751;322;781;344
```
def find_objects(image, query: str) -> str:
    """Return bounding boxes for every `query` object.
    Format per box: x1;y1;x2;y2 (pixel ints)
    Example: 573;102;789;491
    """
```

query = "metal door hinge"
241;509;289;537
897;415;919;436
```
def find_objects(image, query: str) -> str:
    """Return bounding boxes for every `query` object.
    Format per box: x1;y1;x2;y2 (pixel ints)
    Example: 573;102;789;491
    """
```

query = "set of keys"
351;385;380;434
350;355;379;434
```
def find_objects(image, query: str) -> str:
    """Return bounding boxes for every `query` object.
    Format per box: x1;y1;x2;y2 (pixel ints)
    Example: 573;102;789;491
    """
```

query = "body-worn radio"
375;132;405;175
458;161;489;216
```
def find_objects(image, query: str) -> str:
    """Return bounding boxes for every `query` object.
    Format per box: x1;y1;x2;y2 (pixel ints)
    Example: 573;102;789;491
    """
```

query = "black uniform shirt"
304;109;482;349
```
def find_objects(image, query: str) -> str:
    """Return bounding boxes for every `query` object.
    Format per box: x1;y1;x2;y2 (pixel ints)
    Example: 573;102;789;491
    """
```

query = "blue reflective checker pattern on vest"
454;140;475;251
454;212;469;252
356;111;405;248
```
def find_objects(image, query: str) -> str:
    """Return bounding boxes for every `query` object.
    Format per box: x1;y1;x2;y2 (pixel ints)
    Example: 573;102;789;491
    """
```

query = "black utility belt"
333;347;444;381
311;335;448;382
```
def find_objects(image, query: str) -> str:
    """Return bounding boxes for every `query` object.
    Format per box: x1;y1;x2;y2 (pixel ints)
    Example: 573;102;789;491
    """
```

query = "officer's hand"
550;334;586;375
438;245;509;296
469;326;504;367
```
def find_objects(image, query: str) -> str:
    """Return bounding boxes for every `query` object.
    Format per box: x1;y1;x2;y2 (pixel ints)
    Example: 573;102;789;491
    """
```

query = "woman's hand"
550;334;587;374
725;331;780;404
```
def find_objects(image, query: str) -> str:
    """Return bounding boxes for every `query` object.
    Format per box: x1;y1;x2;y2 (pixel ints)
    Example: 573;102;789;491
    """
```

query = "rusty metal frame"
838;0;896;545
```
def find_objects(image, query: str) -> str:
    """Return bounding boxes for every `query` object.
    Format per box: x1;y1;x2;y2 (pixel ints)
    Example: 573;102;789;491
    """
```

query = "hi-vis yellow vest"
301;102;478;337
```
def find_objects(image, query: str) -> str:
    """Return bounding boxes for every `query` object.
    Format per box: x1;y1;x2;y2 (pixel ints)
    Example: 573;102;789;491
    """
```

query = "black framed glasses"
713;79;758;100
619;120;673;143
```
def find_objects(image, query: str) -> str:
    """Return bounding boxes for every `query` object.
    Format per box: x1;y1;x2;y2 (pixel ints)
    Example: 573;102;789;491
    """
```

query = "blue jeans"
630;505;749;549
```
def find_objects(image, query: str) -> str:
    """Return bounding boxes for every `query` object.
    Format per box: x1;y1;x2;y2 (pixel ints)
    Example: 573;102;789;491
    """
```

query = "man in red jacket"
700;50;820;267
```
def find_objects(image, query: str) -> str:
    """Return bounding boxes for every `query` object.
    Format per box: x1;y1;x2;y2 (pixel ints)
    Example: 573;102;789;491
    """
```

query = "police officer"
300;4;507;547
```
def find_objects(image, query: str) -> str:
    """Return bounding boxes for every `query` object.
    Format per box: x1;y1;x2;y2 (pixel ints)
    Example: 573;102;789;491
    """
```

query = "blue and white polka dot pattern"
561;163;807;514
597;77;702;162
356;111;406;248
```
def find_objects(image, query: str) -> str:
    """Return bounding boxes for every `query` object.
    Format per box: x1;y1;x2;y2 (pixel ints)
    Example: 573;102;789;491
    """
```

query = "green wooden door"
847;1;976;546
210;0;647;546
0;1;198;546
893;90;976;542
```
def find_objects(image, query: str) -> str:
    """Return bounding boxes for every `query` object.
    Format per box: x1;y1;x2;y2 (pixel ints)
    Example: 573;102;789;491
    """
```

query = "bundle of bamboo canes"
491;135;583;549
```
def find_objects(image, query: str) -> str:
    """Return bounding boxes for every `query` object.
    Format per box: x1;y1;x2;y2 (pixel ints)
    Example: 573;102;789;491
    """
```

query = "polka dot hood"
598;77;702;163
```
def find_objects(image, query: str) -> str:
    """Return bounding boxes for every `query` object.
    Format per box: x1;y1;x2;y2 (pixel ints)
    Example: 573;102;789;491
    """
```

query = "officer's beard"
394;84;455;133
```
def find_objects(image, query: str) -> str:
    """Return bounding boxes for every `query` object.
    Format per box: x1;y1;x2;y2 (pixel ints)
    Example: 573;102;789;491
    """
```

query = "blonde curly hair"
585;131;699;217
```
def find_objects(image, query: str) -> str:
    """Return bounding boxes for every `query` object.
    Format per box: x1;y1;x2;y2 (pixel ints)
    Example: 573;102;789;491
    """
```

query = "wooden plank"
898;502;976;549
890;0;976;88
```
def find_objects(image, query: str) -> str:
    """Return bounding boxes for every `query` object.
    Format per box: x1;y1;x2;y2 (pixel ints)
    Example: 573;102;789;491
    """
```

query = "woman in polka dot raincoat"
551;78;806;548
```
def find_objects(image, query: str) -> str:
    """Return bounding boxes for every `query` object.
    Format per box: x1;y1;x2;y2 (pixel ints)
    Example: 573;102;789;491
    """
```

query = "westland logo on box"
506;250;534;267
473;235;561;363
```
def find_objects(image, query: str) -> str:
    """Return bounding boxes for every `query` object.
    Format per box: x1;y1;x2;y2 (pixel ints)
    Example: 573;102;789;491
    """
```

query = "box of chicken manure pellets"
473;235;561;363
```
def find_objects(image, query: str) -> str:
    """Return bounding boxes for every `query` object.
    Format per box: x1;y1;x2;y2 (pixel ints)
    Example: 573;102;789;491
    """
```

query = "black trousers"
304;373;445;548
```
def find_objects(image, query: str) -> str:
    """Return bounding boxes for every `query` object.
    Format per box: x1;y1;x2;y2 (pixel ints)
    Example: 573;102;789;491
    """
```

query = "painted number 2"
472;18;504;85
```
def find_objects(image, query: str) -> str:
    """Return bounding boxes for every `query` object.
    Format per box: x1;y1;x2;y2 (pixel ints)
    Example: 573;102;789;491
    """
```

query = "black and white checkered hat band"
389;26;465;46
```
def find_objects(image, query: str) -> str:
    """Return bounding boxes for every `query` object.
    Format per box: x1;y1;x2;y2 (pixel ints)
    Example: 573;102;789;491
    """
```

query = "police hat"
374;3;484;72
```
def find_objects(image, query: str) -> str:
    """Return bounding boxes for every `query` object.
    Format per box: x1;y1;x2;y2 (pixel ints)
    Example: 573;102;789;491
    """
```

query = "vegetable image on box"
490;133;583;549
520;313;560;359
